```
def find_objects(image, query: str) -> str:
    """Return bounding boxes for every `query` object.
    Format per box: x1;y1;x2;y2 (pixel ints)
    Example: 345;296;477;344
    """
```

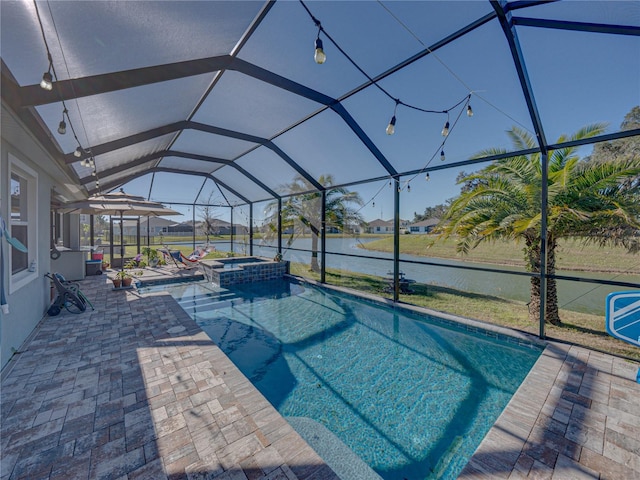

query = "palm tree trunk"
545;235;561;325
310;232;320;272
526;235;541;324
526;233;561;325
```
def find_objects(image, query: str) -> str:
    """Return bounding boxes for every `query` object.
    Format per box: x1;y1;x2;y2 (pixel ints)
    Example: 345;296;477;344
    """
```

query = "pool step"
178;291;243;311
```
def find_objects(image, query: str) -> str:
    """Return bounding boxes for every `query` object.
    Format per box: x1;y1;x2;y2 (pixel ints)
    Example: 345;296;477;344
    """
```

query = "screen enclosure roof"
1;0;638;207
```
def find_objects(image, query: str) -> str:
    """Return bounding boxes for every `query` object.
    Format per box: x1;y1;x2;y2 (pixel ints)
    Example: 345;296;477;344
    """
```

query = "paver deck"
1;268;639;479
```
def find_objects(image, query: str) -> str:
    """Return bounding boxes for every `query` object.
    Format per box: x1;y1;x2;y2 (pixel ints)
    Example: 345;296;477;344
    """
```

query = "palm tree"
264;174;364;272
439;125;640;325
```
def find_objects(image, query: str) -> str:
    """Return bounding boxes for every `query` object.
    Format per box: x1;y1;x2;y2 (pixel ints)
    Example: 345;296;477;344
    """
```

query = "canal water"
207;237;638;315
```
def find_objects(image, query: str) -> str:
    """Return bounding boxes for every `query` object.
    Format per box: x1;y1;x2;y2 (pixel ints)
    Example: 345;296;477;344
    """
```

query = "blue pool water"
142;279;541;479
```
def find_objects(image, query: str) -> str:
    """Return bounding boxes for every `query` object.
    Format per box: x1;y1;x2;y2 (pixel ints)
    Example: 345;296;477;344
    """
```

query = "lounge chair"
159;246;212;269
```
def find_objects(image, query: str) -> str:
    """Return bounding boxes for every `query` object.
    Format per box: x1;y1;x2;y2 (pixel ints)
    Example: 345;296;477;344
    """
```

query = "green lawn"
359;234;639;274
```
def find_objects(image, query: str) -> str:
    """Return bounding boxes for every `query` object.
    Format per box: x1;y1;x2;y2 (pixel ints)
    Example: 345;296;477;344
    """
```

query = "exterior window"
9;155;37;290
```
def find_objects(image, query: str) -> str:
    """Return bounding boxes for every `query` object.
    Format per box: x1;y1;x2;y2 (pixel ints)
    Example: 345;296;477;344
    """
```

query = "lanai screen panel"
234;147;307;196
37;75;215;155
515;0;639;24
191;71;321;140
342;19;535;174
147;172;210;206
0;1;264;83
171;130;258;160
196;179;232;207
517;27;640;141
72;134;177;179
158;156;225;175
274;109;391;187
208;166;273;204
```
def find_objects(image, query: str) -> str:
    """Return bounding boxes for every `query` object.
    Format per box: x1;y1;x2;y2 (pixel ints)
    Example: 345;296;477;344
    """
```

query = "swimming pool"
141;279;541;479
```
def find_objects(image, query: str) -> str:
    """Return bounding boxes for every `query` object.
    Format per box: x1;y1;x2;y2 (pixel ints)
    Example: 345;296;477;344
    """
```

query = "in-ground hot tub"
199;256;289;286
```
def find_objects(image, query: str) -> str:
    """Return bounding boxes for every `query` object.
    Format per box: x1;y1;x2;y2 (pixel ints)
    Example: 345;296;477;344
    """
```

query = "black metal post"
136;217;141;255
192;205;196;251
230;207;234;254
321;190;326;284
90;214;94;248
277;198;282;255
249;203;254;256
393;178;400;302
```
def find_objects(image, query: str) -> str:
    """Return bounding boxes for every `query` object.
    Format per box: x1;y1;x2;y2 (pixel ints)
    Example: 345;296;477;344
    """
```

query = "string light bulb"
57;109;67;135
74;147;83;158
425;173;430;181
372;201;375;208
467;104;473;117
386;115;396;135
40;68;53;90
314;37;326;64
441;120;450;137
407;183;411;193
440;150;446;161
386;100;400;135
40;71;53;90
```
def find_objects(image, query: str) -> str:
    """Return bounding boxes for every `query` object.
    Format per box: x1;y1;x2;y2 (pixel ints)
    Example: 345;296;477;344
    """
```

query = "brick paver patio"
1;270;639;479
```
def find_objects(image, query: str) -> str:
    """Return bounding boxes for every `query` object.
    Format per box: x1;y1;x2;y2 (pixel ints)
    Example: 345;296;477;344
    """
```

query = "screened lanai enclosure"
2;1;639;347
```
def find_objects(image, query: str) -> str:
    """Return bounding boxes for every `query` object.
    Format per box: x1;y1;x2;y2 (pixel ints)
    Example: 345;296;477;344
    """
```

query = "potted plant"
113;270;132;288
141;247;160;267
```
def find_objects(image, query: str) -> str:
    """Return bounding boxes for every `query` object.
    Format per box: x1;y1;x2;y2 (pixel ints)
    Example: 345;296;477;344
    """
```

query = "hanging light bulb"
389;180;392;187
407;184;411;193
314;37;326;64
74;146;83;157
80;158;89;167
40;69;53;90
91;169;97;177
372;201;375;208
57;109;67;135
440;150;446;161
467;104;473;117
386;115;396;135
441;120;450;137
425;173;430;181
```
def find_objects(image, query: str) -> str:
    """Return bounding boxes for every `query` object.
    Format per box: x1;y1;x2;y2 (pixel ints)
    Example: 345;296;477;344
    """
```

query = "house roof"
410;218;440;227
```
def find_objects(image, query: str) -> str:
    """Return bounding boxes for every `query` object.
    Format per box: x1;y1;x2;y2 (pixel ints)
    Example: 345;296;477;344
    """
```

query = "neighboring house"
365;219;394;234
409;218;440;234
141;217;175;236
203;219;248;236
167;222;193;233
365;219;410;234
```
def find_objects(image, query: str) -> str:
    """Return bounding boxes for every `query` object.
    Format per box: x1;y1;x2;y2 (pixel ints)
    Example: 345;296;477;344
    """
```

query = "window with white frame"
9;154;37;289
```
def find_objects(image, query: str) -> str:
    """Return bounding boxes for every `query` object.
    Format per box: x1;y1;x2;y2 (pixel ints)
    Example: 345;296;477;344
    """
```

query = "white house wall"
0;103;70;369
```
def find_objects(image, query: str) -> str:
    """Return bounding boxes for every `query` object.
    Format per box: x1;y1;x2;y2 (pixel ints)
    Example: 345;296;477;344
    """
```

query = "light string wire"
299;1;475;209
34;0;101;192
299;0;471;117
376;0;533;133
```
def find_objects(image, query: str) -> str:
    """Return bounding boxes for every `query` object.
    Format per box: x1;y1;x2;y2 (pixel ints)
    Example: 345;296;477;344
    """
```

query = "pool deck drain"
1;269;639;479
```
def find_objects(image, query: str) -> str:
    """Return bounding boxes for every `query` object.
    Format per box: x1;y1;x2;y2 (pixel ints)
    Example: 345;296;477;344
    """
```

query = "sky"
4;1;638;226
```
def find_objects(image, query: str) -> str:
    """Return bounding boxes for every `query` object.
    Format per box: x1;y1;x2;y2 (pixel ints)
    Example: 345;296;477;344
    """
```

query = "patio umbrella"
61;189;181;271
